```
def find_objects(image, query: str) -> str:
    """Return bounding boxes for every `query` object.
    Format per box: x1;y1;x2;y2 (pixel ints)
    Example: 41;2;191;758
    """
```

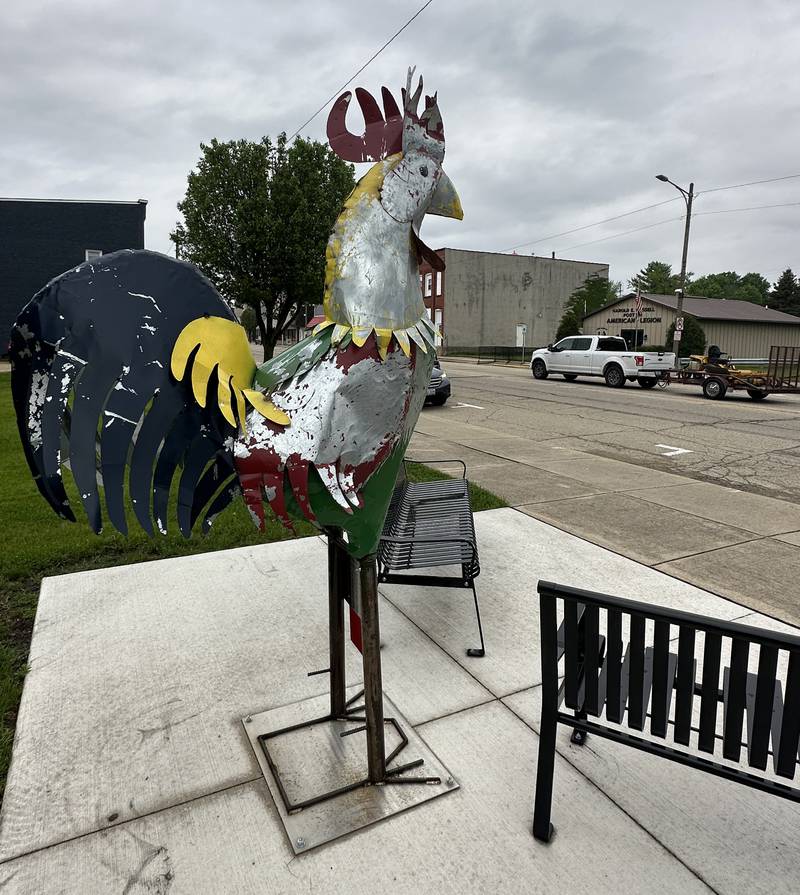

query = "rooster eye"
418;165;428;177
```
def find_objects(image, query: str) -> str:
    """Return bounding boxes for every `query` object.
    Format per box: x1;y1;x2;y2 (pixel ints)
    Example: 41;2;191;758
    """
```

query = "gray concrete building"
582;292;800;357
419;249;608;351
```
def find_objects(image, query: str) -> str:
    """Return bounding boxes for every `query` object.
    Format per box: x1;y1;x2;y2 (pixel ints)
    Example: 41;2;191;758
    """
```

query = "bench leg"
533;695;558;843
466;581;486;658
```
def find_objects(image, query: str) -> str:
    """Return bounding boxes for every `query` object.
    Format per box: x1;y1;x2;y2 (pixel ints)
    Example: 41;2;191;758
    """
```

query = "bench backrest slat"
628;616;647;731
583;605;601;716
751;645;779;769
674;626;696;746
723;639;749;762
698;632;722;754
777;652;800;778
563;601;580;710
651;620;672;738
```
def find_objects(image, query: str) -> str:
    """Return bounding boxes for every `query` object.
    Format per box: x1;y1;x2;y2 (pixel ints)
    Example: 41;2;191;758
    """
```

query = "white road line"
655;444;693;457
454;402;485;409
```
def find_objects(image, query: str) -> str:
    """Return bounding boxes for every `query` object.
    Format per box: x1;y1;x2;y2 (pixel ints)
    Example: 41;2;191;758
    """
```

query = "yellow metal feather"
394;329;411;357
352;325;373;348
171;317;289;431
375;328;393;360
243;389;290;425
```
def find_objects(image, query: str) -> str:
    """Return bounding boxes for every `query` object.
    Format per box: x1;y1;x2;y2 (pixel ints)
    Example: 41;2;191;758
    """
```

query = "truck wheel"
637;378;657;389
702;377;727;400
563;373;578;381
747;389;768;401
532;359;549;380
604;364;626;388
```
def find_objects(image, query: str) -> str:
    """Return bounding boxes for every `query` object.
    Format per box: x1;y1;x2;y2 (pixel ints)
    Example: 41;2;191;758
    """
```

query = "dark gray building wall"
0;199;147;352
442;249;609;350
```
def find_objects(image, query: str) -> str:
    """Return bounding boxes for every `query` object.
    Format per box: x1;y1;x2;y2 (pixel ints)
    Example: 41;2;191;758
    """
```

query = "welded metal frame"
256;529;441;818
532;581;800;843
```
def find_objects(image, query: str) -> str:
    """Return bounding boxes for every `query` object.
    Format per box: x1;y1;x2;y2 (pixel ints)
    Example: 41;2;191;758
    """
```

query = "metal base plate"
243;688;458;854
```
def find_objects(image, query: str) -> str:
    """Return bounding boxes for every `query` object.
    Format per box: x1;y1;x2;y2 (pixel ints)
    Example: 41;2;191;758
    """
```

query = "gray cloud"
2;0;799;288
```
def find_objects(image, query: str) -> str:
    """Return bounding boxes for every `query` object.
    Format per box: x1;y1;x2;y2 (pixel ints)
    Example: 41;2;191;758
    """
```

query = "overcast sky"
3;0;799;288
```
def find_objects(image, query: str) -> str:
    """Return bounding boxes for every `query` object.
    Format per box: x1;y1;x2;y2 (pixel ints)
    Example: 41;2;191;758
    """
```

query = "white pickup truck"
530;335;676;388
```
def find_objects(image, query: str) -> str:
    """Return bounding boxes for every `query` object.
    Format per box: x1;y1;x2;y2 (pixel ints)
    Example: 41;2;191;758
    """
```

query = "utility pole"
656;175;694;359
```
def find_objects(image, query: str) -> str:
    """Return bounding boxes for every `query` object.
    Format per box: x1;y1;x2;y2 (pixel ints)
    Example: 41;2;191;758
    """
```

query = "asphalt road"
434;359;800;503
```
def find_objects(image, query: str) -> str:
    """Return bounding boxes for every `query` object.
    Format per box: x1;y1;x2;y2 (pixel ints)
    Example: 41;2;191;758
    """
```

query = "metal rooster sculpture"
10;68;462;559
11;69;463;830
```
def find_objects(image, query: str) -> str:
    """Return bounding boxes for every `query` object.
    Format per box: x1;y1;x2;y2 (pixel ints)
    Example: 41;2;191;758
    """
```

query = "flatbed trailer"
669;346;800;400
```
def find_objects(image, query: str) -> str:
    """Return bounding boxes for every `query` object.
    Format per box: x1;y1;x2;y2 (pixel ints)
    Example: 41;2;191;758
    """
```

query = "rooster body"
10;70;461;558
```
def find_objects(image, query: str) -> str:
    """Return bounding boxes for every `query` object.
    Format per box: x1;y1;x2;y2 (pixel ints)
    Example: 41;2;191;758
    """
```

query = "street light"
655;174;694;359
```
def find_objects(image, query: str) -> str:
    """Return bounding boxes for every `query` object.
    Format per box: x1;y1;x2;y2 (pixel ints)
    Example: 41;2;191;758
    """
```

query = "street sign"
675;317;684;332
674;329;682;341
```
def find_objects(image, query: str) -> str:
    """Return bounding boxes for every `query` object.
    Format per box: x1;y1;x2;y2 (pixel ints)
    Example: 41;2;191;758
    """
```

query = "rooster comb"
327;67;444;164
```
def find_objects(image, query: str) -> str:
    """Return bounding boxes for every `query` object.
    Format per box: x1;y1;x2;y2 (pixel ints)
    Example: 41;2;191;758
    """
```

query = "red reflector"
350;607;363;653
635;355;644;366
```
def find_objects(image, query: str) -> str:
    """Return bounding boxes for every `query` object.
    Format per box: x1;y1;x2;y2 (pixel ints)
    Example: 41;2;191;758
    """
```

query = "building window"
435;272;442;296
424;273;432;297
85;249;103;261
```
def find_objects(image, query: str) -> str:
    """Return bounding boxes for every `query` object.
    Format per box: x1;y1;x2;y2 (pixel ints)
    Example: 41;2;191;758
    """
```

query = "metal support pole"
359;554;386;783
671;181;693;359
327;532;346;717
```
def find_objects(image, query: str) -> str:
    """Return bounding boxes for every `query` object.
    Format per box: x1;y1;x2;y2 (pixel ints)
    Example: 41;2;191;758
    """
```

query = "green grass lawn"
0;372;504;801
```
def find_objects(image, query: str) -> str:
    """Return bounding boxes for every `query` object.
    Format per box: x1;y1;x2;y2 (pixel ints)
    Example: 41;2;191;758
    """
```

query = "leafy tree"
629;261;691;295
239;306;258;341
172;134;355;358
553;275;620;339
770;269;800;315
739;272;771;304
689;271;770;305
665;315;706;357
554;307;582;341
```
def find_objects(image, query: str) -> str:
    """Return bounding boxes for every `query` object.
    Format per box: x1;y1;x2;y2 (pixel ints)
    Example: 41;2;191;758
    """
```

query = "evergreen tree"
665;315;705;356
553;275;619;340
770;269;800;315
629;261;691;295
554;308;582;341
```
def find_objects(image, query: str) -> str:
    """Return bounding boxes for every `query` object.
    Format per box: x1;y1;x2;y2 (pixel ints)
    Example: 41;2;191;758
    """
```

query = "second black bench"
378;459;486;657
533;580;800;843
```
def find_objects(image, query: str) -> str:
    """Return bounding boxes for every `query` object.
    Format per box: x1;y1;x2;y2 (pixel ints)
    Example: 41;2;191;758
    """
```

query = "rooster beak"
427;171;463;220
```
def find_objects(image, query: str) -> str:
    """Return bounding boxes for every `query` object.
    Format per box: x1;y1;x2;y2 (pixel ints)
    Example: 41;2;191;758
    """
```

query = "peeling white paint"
104;410;137;425
128;292;162;313
237;348;425;505
28;370;49;449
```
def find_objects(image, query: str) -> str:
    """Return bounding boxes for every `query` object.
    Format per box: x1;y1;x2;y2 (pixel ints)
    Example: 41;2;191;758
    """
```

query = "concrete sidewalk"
412;412;800;626
1;510;798;893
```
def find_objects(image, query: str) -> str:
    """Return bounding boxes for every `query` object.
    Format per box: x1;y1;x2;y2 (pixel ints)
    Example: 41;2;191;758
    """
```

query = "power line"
288;0;435;141
503;197;681;252
559;200;800;254
694;201;800;216
699;173;800;195
503;173;800;255
560;216;684;253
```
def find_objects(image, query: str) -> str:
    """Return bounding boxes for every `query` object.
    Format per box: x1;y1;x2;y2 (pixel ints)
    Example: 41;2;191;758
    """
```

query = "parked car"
530;336;675;388
425;355;450;405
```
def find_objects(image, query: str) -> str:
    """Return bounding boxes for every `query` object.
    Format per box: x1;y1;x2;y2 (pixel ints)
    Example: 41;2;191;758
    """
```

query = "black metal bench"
377;459;486;657
533;580;800;843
